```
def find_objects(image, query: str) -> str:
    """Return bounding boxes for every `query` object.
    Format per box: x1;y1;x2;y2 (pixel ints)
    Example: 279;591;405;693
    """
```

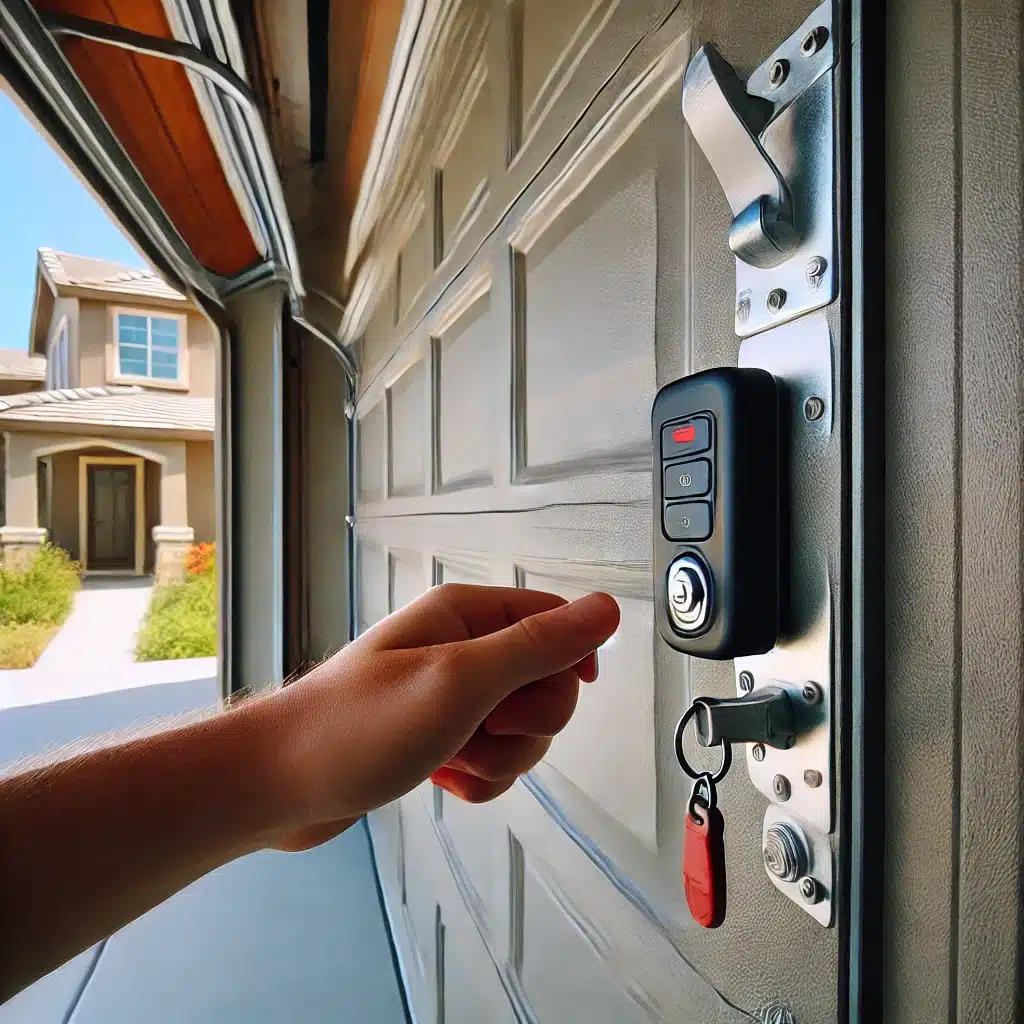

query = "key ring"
674;703;732;784
687;773;716;823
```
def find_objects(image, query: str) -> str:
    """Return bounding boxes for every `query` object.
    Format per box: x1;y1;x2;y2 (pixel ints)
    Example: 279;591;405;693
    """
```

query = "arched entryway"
33;439;165;575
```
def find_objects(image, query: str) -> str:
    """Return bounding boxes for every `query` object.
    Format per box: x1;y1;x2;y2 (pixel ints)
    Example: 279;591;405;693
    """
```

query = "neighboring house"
0;248;215;582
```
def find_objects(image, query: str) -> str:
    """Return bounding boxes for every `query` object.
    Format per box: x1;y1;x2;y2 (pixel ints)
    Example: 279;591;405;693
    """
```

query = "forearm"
0;695;304;1001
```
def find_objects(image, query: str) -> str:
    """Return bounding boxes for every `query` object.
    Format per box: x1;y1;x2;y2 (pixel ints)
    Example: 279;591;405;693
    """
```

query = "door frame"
78;455;146;575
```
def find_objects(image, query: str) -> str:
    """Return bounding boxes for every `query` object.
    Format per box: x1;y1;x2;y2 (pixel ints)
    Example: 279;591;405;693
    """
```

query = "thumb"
458;592;619;704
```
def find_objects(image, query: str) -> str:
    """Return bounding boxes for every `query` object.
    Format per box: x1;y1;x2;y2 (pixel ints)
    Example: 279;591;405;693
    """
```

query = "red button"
673;424;697;444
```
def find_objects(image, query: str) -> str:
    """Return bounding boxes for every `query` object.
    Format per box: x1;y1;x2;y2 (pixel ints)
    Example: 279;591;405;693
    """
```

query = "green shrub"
0;544;81;626
0;623;60;669
136;559;217;661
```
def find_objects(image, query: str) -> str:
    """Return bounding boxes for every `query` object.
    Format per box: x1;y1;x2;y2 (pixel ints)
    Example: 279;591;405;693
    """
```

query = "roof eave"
0;419;213;441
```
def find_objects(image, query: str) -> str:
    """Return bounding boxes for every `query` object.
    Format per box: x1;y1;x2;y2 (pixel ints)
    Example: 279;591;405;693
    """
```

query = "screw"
767;288;787;314
773;774;792;801
801;681;823;704
739;670;755;693
752;743;766;762
798;876;822;905
768;58;788;89
800;26;829;57
804;396;825;421
806;255;827;283
803;769;823;788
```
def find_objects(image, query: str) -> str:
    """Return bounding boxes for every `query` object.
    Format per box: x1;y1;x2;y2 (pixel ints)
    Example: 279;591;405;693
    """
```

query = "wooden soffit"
34;0;259;278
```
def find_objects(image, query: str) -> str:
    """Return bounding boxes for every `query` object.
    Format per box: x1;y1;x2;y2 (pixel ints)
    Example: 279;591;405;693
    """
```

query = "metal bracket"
737;312;833;838
682;0;837;336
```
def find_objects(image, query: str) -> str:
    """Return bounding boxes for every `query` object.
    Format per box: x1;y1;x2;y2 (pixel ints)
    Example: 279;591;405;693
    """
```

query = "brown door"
88;465;136;571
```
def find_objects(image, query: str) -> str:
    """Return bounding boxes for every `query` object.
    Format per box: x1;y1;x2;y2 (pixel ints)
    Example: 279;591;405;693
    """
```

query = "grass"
135;545;217;661
0;544;81;669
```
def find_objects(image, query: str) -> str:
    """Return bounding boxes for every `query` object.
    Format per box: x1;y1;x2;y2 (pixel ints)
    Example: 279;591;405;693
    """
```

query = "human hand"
268;585;619;851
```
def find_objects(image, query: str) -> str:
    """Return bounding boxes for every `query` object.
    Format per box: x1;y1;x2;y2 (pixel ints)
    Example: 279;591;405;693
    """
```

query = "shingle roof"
0;348;46;381
38;248;187;303
0;386;213;433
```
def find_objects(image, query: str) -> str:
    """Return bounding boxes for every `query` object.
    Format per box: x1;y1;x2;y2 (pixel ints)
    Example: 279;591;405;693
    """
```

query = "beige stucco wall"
3;432;190;540
76;299;106;388
50;450;80;558
76;300;216;396
186;440;216;543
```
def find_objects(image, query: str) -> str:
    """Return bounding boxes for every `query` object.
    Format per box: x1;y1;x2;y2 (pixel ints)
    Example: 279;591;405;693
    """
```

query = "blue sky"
0;91;146;352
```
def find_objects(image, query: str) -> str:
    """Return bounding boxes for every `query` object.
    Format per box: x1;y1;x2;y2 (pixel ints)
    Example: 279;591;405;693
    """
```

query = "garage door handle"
681;43;797;269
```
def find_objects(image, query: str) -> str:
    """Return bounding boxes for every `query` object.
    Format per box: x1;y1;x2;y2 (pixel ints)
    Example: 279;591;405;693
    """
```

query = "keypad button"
661;415;711;460
663;458;711;500
663;501;713;542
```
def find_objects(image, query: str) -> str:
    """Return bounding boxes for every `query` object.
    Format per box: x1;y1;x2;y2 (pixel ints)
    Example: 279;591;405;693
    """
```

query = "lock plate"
682;0;838;337
737;311;834;835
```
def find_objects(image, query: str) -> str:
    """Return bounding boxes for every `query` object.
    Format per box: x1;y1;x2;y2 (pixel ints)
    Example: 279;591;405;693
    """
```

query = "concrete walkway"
0;577;217;710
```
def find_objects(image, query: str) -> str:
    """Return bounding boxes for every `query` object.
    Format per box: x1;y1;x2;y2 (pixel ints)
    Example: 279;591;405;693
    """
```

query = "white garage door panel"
434;284;495;491
516;162;657;478
517;569;656;848
357;1;843;1019
519;848;650;1024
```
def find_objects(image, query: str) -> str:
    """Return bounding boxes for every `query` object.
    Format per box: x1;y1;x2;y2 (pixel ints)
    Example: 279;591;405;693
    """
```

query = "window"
116;313;181;382
47;318;69;390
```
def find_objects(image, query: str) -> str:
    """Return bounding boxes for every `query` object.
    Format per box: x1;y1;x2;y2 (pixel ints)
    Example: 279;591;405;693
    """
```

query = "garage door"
353;1;845;1020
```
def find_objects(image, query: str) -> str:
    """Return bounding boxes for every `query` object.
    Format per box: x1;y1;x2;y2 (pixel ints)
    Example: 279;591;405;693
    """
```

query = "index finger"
455;592;620;706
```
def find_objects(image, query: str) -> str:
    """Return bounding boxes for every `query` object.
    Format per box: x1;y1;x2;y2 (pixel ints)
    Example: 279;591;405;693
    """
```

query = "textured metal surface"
763;805;833;928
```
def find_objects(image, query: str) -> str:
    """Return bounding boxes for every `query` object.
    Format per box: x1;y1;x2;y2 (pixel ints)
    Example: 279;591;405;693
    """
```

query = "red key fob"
683;798;726;928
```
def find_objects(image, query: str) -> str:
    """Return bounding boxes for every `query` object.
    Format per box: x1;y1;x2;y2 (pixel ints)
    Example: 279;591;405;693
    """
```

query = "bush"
0;544;80;668
0;623;61;669
136;544;217;661
0;544;81;626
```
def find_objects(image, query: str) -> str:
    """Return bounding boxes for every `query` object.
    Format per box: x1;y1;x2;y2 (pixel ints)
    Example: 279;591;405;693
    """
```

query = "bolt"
806;255;827;282
801;681;823;704
798;876;822;905
739;670;755;693
752;743;766;762
773;774;792;801
803;769;823;788
767;288;787;314
800;26;829;57
768;59;789;89
804;396;825;421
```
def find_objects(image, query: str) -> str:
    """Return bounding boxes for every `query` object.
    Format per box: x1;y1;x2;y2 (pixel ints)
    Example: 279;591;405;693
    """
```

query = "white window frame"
108;307;189;390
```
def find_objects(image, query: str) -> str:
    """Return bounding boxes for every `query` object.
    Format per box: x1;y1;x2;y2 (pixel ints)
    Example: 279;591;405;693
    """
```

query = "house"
0;248;216;582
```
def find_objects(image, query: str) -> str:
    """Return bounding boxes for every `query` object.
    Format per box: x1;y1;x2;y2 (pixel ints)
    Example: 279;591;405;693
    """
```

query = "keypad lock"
653;367;782;659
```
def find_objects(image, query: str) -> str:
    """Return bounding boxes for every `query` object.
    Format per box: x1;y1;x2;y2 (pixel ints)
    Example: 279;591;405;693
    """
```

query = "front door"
88;465;136;571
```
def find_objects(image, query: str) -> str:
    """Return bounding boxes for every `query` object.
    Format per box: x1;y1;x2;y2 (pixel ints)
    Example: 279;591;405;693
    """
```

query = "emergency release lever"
681;44;797;269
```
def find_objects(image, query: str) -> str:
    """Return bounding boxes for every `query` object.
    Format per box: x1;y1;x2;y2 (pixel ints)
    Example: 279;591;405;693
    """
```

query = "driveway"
0;576;217;710
0;678;406;1022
